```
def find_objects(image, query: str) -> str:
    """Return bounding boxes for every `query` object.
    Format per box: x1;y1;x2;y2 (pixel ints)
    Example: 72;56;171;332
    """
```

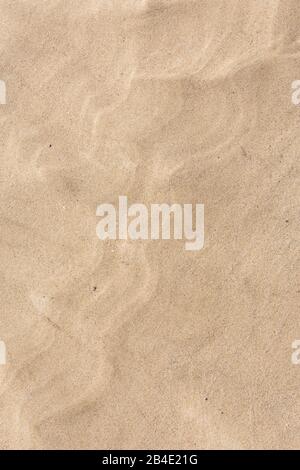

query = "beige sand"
0;0;299;450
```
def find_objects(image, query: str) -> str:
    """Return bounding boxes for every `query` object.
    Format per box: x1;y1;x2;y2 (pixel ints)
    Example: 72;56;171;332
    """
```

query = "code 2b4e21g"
146;454;198;465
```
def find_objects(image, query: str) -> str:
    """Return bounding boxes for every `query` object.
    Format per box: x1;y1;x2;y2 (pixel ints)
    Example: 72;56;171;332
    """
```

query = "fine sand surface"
0;0;299;449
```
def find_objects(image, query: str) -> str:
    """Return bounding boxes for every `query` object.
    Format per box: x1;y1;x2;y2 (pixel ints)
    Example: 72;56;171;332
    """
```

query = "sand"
0;0;299;450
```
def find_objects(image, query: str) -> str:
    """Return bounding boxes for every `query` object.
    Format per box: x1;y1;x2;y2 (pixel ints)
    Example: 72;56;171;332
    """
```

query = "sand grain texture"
0;0;299;449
